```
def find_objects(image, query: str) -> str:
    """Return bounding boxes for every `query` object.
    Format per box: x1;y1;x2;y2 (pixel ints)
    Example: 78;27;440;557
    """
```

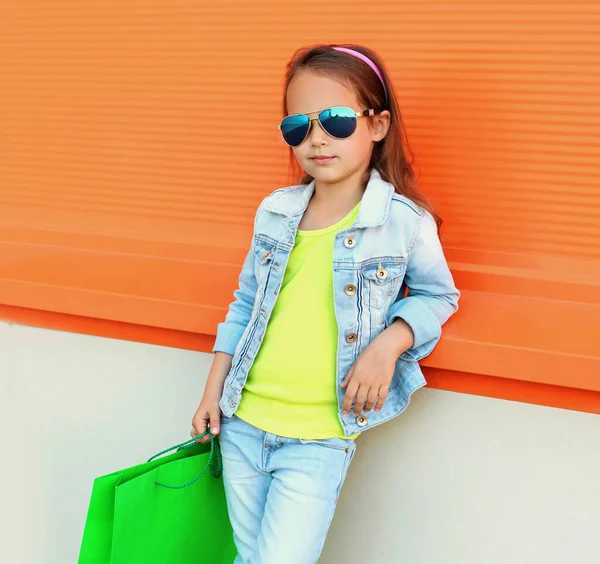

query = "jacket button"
344;236;356;248
356;415;368;427
345;333;357;344
228;399;235;407
376;267;388;280
345;284;356;296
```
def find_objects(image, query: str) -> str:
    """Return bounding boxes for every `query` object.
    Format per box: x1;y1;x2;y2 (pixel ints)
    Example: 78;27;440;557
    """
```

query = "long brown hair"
282;43;442;231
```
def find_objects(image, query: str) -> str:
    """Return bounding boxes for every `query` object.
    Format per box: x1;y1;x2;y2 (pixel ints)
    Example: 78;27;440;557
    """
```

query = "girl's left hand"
340;320;414;415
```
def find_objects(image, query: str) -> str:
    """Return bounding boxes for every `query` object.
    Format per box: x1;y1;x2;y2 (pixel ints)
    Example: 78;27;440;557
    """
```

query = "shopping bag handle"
147;430;223;489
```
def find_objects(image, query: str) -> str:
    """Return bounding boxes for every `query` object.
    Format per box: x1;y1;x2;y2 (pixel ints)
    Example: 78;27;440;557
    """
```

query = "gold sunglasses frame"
279;107;376;147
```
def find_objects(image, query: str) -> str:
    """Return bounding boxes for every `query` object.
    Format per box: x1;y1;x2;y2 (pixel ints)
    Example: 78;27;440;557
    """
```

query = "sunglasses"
279;106;376;147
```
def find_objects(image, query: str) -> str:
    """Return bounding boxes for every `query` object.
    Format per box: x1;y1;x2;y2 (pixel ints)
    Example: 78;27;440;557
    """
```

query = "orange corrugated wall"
1;1;599;412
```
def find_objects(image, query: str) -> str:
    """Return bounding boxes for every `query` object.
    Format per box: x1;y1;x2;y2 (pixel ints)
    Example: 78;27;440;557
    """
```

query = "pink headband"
332;46;388;106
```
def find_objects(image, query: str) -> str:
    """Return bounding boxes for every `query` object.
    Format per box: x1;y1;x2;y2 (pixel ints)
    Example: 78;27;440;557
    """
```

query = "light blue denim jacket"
214;168;460;436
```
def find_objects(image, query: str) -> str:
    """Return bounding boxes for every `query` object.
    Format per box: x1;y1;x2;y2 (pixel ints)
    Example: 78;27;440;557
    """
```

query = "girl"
191;44;459;564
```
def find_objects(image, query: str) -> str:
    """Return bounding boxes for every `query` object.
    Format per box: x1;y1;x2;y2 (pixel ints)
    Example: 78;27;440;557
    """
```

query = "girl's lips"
310;156;336;165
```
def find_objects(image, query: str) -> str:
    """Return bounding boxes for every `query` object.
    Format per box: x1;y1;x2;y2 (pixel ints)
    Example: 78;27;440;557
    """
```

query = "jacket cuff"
212;322;245;356
386;296;442;351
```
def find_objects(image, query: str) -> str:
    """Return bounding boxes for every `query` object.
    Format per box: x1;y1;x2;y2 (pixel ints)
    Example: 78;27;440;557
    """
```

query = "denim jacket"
214;168;460;436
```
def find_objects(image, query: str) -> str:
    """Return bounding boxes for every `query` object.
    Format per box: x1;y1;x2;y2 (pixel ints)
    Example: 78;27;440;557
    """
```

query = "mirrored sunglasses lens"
281;115;310;146
319;107;357;139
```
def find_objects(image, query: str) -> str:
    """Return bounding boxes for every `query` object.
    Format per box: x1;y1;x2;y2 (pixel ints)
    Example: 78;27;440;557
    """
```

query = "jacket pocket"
360;257;407;309
252;234;277;286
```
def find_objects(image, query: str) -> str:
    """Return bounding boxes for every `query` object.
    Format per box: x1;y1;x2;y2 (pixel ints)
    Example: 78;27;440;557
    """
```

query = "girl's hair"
283;43;442;231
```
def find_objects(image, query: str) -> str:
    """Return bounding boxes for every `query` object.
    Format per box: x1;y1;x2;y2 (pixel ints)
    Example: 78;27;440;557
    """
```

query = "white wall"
1;321;599;564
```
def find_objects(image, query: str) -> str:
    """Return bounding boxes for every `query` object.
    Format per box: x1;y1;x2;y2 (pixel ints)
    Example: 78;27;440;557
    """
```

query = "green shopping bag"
78;430;237;564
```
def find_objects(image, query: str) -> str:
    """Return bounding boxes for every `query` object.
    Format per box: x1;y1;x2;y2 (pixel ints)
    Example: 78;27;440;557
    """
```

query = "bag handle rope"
147;430;222;489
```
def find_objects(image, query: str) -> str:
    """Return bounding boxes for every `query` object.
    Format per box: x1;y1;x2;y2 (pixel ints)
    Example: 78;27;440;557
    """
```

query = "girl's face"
285;70;390;187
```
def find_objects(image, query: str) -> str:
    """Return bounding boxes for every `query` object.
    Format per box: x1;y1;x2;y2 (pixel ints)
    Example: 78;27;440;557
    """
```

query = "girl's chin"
304;163;346;182
309;172;344;185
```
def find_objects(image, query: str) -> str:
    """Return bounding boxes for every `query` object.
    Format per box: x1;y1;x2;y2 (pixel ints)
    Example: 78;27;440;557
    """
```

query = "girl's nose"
309;120;329;147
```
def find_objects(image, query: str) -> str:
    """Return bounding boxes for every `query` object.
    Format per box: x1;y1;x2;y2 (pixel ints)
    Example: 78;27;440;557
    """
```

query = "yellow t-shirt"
236;202;361;440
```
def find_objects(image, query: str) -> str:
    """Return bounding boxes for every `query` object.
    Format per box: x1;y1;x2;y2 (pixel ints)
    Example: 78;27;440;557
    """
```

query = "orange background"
1;1;599;412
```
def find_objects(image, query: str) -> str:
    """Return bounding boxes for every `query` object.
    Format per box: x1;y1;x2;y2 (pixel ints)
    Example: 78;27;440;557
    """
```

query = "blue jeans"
219;415;357;564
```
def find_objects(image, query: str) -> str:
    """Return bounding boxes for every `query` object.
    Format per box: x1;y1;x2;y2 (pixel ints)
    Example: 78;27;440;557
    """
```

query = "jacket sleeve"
212;210;260;356
385;211;460;361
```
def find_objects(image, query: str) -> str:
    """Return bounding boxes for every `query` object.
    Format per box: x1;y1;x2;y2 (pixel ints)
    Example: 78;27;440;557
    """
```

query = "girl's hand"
190;352;233;443
191;395;222;444
340;319;414;415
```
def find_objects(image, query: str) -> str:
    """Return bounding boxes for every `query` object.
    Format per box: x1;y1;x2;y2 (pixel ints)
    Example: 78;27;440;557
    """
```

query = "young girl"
191;44;459;564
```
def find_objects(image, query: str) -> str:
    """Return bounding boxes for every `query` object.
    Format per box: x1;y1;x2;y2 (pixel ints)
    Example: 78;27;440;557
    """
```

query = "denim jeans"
219;415;357;564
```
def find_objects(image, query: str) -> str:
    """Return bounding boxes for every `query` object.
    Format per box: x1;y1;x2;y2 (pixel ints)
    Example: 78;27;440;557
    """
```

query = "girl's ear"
372;110;391;142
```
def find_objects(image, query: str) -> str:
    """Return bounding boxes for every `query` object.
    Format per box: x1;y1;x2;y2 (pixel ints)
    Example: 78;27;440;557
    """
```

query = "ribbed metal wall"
2;1;599;258
2;2;600;411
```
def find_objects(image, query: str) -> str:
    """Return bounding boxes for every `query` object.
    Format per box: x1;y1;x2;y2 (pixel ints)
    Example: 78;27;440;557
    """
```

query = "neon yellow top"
236;202;361;440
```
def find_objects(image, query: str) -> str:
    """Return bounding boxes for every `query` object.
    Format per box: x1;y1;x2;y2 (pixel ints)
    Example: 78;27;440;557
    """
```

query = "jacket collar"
263;168;394;229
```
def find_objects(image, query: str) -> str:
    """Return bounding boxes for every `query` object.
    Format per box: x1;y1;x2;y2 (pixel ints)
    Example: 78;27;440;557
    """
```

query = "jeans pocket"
299;437;354;453
220;413;239;425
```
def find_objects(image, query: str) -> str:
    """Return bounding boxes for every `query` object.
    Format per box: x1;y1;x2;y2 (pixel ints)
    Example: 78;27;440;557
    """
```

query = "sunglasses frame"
279;107;376;147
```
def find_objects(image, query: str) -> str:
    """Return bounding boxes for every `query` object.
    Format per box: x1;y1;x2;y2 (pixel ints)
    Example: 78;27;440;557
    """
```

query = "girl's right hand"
190;397;222;444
